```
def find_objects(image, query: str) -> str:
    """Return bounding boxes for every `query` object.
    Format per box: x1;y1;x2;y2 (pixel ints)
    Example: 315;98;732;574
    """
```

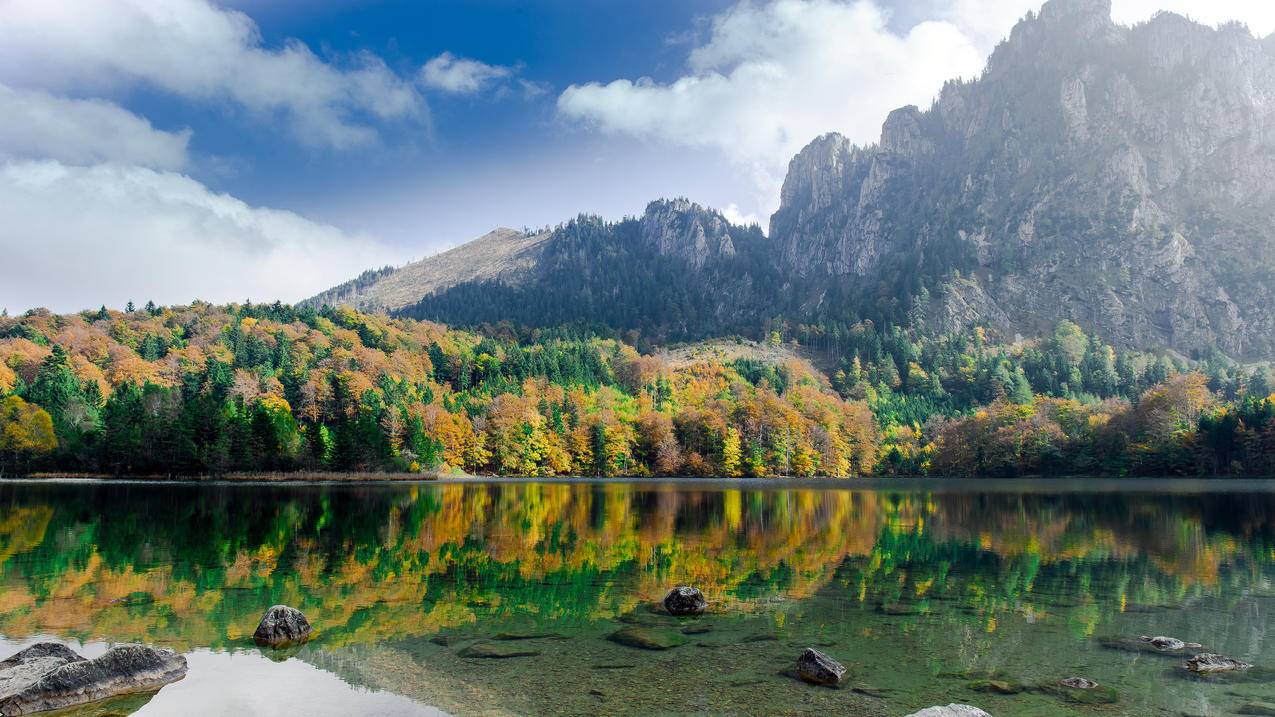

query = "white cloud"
0;83;190;170
0;0;425;150
559;0;986;214
558;0;1275;217
0;161;401;313
721;203;762;227
420;52;514;94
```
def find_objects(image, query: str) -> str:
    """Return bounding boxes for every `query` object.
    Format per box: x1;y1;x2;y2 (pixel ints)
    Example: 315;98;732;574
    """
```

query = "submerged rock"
492;632;565;641
793;648;846;687
457;643;541;659
253;605;312;648
968;679;1023;694
1183;653;1252;673
1099;636;1206;657
904;706;992;717
1038;678;1118;705
1139;635;1201;651
663;586;707;616
1057;677;1098;689
0;643;186;716
1238;703;1275;716
607;626;687;650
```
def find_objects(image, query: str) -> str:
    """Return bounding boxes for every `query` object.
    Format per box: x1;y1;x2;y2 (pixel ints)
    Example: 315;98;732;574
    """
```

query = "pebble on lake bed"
253;605;313;648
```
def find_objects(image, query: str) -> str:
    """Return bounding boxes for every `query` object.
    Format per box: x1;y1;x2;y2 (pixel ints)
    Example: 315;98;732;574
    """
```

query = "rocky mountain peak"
640;198;738;269
768;0;1275;358
880;106;930;157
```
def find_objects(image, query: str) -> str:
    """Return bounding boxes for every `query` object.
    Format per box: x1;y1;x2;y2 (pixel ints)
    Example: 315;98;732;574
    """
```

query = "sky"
2;0;1273;313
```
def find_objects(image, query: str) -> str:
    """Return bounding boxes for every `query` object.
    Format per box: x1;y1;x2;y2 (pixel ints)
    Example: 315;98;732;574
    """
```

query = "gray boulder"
1184;653;1252;673
904;706;993;717
793;648;846;687
662;586;707;616
0;643;186;716
253;605;312;648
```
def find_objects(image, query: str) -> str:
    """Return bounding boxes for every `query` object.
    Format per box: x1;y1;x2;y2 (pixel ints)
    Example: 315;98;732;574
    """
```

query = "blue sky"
207;0;744;243
1;0;1272;312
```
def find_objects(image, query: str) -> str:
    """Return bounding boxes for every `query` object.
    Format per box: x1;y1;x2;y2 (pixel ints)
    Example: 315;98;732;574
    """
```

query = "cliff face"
771;0;1275;358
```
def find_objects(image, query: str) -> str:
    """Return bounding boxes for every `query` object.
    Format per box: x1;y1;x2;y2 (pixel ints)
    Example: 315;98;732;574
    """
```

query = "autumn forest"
1;301;1272;478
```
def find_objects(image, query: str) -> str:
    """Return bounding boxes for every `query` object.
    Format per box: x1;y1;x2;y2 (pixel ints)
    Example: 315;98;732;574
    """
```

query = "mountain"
314;0;1275;359
302;228;553;311
773;0;1275;359
347;199;776;344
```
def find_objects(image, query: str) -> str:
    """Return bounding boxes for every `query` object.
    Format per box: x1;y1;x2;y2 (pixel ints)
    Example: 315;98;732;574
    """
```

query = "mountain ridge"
313;0;1275;359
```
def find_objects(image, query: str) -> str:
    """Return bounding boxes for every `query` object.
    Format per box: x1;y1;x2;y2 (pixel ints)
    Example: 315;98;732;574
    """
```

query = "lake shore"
7;472;1275;493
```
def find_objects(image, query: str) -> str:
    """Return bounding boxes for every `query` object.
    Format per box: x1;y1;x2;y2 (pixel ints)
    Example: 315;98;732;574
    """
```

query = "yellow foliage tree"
0;395;57;470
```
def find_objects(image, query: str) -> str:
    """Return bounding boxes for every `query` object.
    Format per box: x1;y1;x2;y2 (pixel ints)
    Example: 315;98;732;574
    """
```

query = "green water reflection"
0;481;1272;716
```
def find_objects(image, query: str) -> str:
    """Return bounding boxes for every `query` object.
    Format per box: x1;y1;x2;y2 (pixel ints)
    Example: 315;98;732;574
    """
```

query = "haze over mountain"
313;0;1275;359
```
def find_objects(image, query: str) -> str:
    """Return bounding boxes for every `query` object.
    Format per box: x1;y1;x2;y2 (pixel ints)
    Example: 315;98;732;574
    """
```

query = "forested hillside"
0;303;874;477
1;304;1271;477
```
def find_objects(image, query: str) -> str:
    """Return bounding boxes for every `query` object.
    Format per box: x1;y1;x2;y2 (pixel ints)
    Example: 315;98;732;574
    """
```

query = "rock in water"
793;648;846;687
1041;677;1119;705
0;643;186;716
606;627;687;651
1183;653;1252;673
904;706;993;717
1238;703;1275;716
663;586;707;616
1099;636;1206;657
457;643;541;659
1139;635;1199;651
1058;677;1098;689
253;605;313;648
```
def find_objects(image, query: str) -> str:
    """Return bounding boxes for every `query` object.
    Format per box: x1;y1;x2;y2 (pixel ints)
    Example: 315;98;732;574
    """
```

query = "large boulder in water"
663;586;707;616
253;605;313;648
904;706;993;717
1184;653;1252;673
0;642;186;716
793;648;846;687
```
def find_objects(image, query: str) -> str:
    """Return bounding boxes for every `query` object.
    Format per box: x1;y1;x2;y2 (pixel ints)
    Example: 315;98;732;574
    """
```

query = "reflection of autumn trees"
0;485;1270;649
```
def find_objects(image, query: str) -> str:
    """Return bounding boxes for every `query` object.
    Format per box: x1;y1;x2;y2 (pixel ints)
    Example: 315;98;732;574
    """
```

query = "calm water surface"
0;479;1272;716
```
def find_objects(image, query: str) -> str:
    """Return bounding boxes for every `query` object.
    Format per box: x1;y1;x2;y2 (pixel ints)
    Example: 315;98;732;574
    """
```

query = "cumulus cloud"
0;0;425;150
420;52;514;94
559;0;1275;215
0;83;190;170
559;0;985;209
0;161;401;313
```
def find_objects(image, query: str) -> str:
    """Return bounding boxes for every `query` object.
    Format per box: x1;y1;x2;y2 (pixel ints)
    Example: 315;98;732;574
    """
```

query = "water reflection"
0;481;1272;715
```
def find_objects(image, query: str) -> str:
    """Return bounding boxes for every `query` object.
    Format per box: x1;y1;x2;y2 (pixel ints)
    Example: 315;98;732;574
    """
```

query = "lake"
0;479;1272;716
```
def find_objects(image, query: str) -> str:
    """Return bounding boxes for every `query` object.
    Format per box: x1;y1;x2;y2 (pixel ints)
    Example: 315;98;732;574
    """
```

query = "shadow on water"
0;479;1273;715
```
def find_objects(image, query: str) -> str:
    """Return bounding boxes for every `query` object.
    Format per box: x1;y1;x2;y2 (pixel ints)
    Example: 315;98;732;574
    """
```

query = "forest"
1;302;1272;477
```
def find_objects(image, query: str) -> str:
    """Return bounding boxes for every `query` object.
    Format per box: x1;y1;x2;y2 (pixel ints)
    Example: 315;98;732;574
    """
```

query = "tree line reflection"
0;483;1270;650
